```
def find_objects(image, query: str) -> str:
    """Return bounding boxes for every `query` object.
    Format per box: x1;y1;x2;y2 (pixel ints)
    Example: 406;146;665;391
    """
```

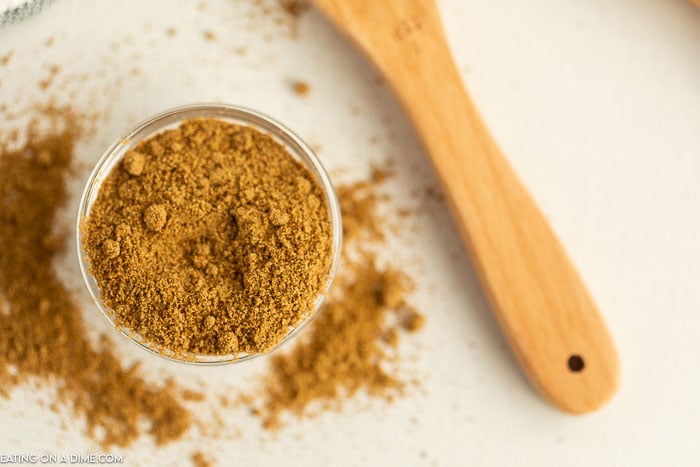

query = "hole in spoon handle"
568;355;585;372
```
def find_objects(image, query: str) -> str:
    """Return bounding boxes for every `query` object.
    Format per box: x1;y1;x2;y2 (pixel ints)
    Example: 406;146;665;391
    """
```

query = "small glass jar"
76;103;343;364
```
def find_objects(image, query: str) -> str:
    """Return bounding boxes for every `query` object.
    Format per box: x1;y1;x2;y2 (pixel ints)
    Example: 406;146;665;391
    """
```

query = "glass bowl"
76;103;342;365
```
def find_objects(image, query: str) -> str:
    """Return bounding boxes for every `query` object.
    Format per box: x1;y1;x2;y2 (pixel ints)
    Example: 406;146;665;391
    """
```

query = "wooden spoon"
312;0;619;413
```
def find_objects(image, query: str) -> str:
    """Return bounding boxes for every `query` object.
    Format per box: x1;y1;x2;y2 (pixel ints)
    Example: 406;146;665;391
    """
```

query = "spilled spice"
280;0;309;18
83;118;333;357
0;111;191;447
292;80;310;97
248;0;309;38
191;451;213;467
39;64;61;90
253;172;425;429
402;308;426;332
336;180;385;243
1;1;429;459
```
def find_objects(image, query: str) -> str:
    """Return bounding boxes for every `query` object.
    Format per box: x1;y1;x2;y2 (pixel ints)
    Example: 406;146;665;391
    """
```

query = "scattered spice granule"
0;111;191;448
336;180;385;242
424;185;444;202
251;0;309;38
280;0;309;18
371;164;391;184
292;80;310;97
402;308;426;333
166;27;178;37
203;30;217;41
252;174;423;429
83;118;333;358
1;52;11;66
191;451;213;467
383;328;400;347
181;389;206;402
38;65;61;90
397;207;414;218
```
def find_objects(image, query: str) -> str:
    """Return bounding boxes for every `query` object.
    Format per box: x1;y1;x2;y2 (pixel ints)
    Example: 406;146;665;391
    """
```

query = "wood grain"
312;0;619;413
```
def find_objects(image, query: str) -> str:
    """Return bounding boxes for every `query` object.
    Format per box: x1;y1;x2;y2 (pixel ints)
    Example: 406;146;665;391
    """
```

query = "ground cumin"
0;115;191;447
252;173;425;429
1;51;12;66
191;451;213;467
292;80;310;97
336;179;386;243
280;0;309;18
83;118;333;358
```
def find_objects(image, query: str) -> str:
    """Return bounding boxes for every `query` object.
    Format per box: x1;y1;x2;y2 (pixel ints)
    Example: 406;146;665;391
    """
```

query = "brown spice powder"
292;80;310;97
280;0;309;18
253;174;424;429
1;51;12;66
0;114;191;447
256;255;411;428
83;118;333;357
191;451;213;467
336;180;385;243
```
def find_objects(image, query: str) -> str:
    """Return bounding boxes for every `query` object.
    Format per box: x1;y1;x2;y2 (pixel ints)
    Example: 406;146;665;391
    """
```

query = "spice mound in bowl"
78;104;341;363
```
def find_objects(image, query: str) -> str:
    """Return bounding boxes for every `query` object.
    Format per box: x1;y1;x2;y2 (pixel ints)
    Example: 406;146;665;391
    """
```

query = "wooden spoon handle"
316;1;619;413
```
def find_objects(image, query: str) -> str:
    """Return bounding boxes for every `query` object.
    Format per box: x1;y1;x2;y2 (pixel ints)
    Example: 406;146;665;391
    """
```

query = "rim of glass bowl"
76;103;343;365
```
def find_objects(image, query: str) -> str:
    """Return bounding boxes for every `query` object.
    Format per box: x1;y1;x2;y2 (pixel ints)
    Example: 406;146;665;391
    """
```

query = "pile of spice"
252;175;425;429
0;109;426;458
0;112;192;447
82;118;333;358
0;1;428;459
